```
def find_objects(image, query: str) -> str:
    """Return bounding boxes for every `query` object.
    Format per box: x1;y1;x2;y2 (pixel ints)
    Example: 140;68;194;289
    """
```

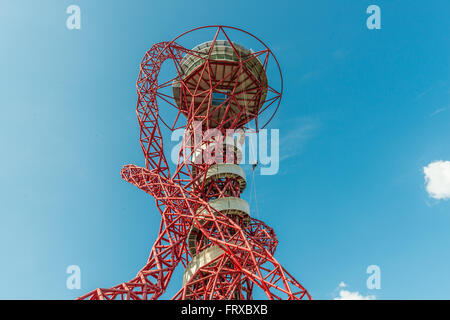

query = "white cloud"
334;289;376;300
333;282;375;300
424;161;450;200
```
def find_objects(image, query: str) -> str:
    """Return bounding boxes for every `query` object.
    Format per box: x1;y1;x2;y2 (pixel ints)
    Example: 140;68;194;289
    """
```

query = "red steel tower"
79;26;310;300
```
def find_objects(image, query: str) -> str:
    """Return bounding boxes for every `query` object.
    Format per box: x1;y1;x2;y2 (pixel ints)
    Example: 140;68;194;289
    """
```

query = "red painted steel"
78;26;310;300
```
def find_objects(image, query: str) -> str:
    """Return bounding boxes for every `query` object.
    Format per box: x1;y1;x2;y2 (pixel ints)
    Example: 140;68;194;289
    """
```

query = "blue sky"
0;0;449;299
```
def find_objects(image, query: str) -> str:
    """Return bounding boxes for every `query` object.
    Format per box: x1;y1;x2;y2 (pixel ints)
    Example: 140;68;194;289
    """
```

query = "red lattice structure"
78;26;310;300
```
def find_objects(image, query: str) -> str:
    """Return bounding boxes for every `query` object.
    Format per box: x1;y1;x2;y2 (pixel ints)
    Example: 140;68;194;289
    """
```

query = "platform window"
212;91;229;106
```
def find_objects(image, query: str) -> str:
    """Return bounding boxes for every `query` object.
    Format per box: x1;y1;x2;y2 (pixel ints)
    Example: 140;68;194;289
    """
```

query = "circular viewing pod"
200;164;247;192
172;40;268;128
187;197;250;256
182;245;225;286
177;40;265;80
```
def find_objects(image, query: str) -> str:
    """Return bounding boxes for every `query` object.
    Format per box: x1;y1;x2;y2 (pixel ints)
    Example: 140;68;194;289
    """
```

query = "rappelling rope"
250;160;260;219
241;46;261;220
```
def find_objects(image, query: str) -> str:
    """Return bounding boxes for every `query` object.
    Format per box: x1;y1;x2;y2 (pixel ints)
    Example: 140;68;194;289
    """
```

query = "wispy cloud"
297;49;350;85
279;117;319;162
430;107;448;117
298;71;321;85
414;86;434;101
332;49;351;60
